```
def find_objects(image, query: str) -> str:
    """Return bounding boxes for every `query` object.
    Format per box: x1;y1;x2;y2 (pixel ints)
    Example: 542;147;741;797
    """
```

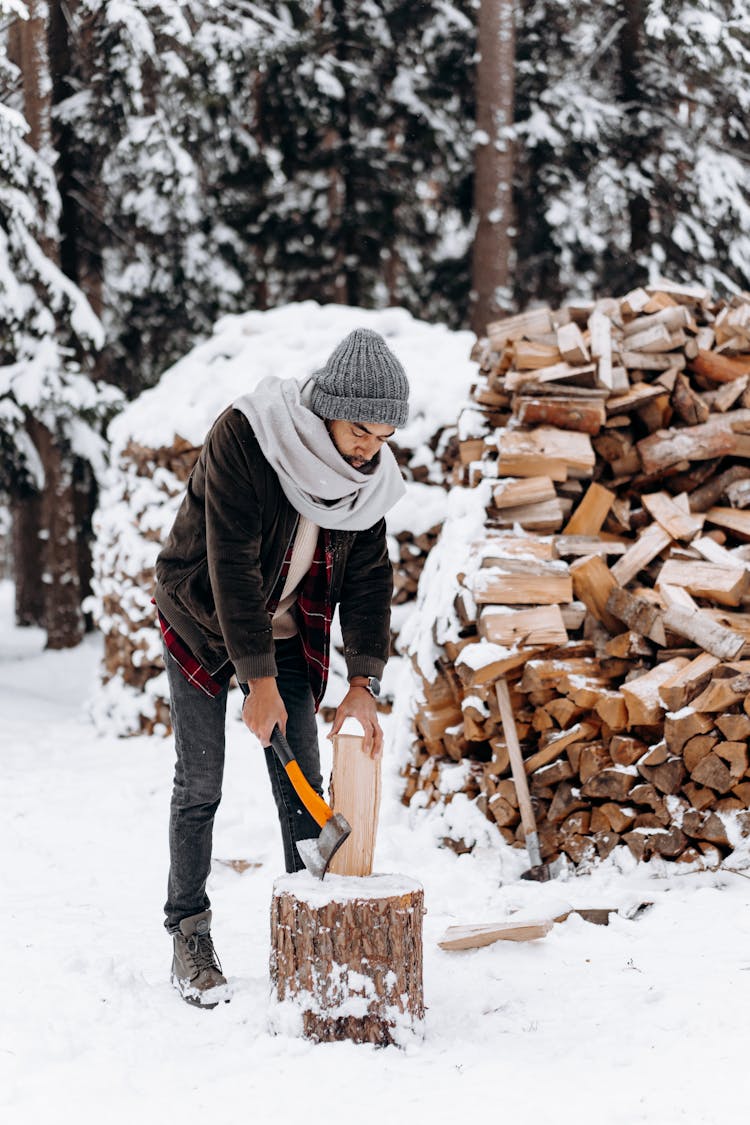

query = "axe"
268;726;351;879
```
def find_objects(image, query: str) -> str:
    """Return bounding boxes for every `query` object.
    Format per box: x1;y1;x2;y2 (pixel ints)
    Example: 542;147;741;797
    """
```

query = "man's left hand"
328;686;383;759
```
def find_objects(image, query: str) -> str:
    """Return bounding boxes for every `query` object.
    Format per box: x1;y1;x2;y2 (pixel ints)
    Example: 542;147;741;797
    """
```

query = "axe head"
296;812;351;879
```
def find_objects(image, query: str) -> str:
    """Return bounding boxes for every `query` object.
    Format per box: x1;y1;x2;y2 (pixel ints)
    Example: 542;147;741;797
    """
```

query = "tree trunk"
619;0;650;258
28;419;84;649
15;3;86;649
471;0;516;335
11;492;46;628
49;0;105;320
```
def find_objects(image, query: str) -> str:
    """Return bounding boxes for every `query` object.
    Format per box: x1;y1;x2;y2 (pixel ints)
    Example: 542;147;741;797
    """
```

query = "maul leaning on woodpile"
402;280;750;869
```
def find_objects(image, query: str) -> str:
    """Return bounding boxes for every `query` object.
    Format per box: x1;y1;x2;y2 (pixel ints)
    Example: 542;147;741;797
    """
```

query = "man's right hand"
242;677;287;747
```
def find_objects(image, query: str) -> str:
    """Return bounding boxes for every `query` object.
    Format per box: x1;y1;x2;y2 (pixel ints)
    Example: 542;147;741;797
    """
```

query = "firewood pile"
392;525;442;607
401;280;750;867
91;437;200;734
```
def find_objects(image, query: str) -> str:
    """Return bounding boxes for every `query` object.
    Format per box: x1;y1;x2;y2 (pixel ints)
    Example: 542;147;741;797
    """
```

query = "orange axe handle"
270;726;334;829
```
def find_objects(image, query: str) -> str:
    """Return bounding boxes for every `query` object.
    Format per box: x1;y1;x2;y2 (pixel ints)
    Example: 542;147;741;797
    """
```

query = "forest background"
1;0;749;651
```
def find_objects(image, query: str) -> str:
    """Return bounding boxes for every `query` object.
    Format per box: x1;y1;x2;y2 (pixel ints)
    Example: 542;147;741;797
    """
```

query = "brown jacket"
154;407;392;682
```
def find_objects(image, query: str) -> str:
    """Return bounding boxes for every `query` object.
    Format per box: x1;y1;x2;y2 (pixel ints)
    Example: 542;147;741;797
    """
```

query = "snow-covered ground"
3;576;750;1125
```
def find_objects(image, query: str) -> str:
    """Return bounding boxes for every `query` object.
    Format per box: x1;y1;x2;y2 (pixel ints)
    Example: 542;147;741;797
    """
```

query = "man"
154;326;409;1007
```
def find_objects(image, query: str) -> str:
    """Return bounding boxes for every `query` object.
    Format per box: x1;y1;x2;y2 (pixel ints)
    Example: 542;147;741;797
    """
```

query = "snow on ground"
3;577;750;1125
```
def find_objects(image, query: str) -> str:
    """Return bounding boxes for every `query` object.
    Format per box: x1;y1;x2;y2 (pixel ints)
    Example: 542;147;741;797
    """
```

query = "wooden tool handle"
495;677;537;840
269;726;334;829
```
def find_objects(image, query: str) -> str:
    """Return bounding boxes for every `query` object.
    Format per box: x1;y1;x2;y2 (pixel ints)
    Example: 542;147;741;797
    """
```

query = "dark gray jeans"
163;634;323;931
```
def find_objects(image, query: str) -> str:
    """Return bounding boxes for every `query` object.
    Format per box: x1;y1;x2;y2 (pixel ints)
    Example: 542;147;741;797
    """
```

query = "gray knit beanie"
310;328;410;428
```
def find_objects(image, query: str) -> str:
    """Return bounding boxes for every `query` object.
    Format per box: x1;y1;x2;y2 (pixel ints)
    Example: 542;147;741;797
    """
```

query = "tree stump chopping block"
270;872;425;1047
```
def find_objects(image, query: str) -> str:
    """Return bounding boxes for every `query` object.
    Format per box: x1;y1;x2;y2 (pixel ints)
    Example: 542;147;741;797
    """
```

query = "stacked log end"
402;281;750;869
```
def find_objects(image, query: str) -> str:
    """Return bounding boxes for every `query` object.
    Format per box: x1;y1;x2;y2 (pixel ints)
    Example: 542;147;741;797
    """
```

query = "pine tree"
512;0;750;307
1;1;121;643
59;1;256;394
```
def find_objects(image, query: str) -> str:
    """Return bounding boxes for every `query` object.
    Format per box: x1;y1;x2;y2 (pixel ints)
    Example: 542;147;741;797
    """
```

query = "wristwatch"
349;675;381;699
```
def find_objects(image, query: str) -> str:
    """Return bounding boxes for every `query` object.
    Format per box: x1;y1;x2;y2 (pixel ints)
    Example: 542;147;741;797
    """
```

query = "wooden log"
658;653;722;710
638;756;686;796
516;397;606;434
270;873;424;1046
492;476;557;509
579;743;613;784
470;559;573;606
478;604;568;647
547;781;589;824
621;658;689;726
688;673;750;713
524;721;600;774
704;507;750;540
671;371;710;426
606;587;666;645
611;523;672;586
623;305;693;337
620;351;686;372
715;740;748;780
690;753;734;793
514;340;562;370
588;309;614;389
682;810;730;847
581;768;636;801
689;467;750;512
692;535;750;572
471;535;556;562
604;630;654;659
645;280;711;305
657;559;750;607
664;709;714;755
637;422;735;475
554;535;628;559
328;732;381;877
661;605;745;661
608;736;645;767
621;287;651;317
716;713;750;740
607;382;670;415
625;322;676;353
689;349;750;384
725;478;750;508
488;498;569;532
496;426;595;479
456;644;537;688
569;555;621;634
563;482;615;536
438;919;553;951
504;362;599;392
703;375;749;414
487;308;554;351
683;734;718;774
600;802;636;834
642;492;704;541
557;321;590;364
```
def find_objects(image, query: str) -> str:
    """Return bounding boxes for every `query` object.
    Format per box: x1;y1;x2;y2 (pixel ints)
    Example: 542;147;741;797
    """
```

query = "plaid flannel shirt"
157;527;333;709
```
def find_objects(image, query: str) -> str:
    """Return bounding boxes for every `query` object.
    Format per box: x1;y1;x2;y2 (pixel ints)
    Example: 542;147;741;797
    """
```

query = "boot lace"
187;931;222;974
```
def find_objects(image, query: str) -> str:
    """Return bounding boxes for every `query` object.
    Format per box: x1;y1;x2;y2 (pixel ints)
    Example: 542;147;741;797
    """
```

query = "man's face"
327;419;396;474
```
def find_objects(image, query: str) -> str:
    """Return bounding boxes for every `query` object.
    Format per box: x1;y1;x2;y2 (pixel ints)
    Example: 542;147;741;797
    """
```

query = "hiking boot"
171;910;229;1008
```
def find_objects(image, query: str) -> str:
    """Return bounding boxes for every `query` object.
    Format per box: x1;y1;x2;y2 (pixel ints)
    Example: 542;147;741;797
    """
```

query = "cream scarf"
233;377;405;530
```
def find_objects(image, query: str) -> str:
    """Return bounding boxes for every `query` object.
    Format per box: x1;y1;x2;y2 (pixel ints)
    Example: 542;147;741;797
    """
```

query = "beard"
341;449;381;475
326;423;382;475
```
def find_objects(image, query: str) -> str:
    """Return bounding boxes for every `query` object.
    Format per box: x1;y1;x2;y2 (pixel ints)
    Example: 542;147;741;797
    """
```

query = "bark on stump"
270;872;425;1047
